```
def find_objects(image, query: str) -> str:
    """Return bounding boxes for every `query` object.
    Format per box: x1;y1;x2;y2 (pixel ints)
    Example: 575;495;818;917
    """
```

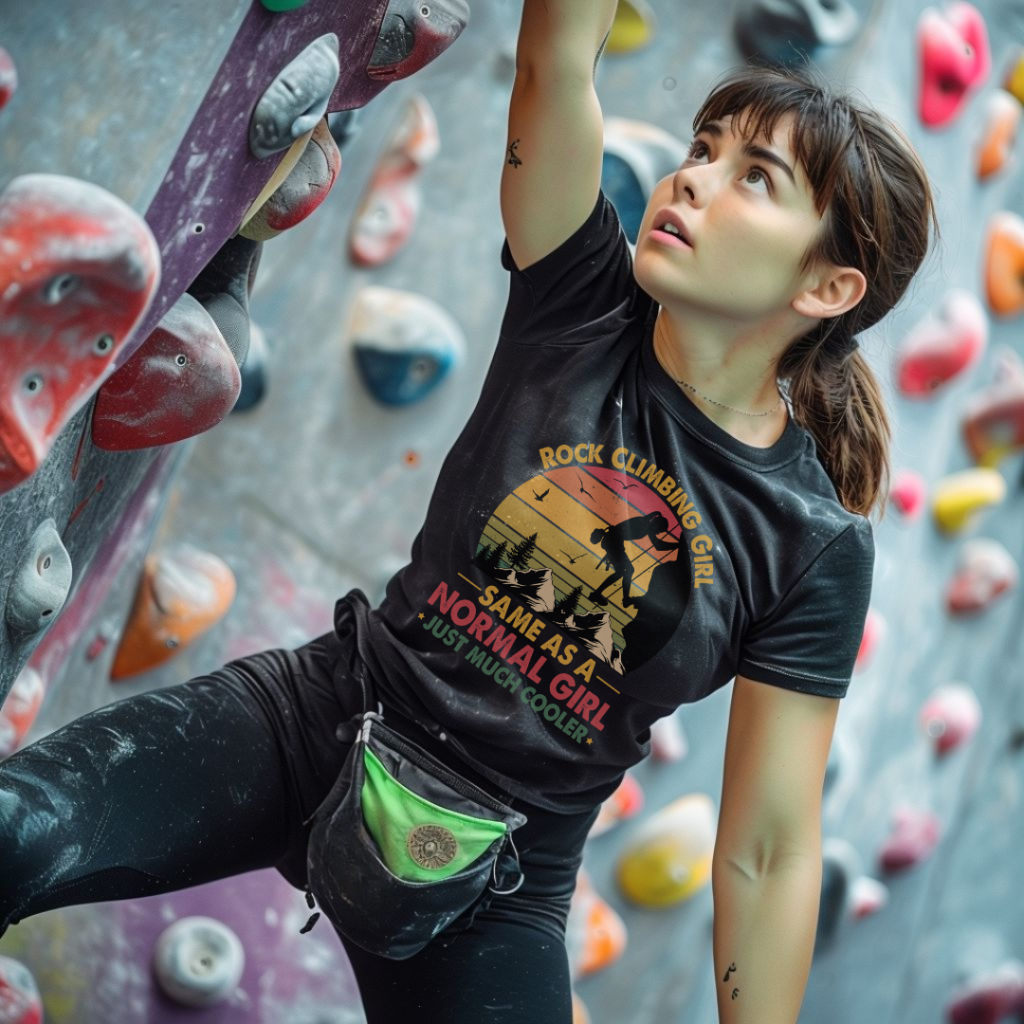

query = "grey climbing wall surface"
1;0;1023;1020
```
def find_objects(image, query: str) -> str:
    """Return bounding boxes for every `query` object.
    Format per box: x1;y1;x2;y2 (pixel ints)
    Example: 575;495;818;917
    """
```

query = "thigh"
337;801;601;1024
0;630;351;930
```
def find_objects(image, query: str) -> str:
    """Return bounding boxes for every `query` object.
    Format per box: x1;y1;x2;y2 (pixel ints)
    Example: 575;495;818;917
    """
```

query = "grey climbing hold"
5;518;72;635
249;34;341;160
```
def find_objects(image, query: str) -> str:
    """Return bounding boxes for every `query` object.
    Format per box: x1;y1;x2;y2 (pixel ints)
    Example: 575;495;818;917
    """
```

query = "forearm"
517;0;620;80
711;849;823;1024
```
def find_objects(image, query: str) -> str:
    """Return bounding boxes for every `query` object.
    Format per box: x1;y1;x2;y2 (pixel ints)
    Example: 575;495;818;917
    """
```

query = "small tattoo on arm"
507;138;522;169
722;961;740;1000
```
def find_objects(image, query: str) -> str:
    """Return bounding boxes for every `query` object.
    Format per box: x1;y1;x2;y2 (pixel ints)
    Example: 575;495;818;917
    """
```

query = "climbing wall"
1;0;1024;1020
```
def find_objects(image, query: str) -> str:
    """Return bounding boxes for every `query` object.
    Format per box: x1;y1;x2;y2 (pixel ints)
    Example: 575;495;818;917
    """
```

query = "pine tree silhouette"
473;542;495;571
508;532;538;571
554;583;583;619
486;540;510;572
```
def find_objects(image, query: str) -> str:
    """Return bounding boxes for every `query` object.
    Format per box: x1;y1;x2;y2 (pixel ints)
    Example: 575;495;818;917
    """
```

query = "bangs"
691;68;856;219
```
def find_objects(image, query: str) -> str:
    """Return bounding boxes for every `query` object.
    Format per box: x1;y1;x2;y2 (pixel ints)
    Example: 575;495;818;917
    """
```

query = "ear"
792;265;867;321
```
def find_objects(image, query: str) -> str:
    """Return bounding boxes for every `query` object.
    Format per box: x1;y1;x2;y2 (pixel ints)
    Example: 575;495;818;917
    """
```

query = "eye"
684;138;772;193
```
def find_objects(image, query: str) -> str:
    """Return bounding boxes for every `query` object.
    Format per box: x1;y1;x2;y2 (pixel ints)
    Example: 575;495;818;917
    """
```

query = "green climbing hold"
260;0;310;12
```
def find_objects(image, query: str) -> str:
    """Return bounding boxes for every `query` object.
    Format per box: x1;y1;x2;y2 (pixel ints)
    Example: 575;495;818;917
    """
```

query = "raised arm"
500;0;620;272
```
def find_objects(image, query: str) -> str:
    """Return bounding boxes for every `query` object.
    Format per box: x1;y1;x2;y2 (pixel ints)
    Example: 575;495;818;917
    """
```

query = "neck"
652;308;789;446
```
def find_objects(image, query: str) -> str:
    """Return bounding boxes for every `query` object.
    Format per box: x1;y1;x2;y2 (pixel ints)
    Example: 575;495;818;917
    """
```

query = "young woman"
0;1;939;1021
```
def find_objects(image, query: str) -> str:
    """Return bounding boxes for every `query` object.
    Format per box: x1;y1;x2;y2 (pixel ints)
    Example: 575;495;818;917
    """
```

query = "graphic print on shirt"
418;444;713;749
472;453;700;676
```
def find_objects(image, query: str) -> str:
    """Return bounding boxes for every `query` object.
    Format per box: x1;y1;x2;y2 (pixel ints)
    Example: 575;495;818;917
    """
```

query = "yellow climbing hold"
607;0;658;55
931;467;1006;533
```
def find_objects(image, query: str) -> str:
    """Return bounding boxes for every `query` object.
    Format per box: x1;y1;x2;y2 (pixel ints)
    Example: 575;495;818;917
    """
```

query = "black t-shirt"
335;188;875;814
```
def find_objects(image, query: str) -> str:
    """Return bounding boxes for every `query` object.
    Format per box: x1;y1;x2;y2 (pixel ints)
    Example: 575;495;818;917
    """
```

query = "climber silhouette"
588;511;680;610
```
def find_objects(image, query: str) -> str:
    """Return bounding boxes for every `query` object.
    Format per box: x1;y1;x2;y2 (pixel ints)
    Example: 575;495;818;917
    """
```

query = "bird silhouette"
560;550;583;564
533;487;550;501
576;474;593;499
615;481;638;491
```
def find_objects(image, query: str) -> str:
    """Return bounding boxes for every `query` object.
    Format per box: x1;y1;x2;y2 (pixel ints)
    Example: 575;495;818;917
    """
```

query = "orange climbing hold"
111;543;236;680
985;211;1024;318
590;771;644;837
0;666;45;759
977;90;1020;179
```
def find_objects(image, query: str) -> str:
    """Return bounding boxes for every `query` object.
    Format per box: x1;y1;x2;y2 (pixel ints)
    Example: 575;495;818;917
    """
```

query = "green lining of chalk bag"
360;745;507;883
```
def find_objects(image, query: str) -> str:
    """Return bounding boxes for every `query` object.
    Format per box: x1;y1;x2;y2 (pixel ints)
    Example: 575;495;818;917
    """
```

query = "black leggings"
0;629;600;1023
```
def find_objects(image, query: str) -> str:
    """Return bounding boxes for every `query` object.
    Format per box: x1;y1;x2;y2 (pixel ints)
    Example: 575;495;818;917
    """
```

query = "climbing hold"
571;990;591;1024
152;916;245;1007
348;286;465;406
945;538;1017;615
977;90;1020;179
853;607;883;674
984;211;1024;318
889;468;928;520
606;0;657;55
0;665;45;760
241;117;341;242
0;173;161;496
186;231;264;368
918;2;991;129
849;875;889;920
602;117;688;245
919;683;982;755
571;871;628;977
589;771;644;837
349;94;439;267
961;346;1024;467
0;954;42;1024
816;837;861;948
0;46;17;111
894;288;987;397
260;0;310;10
615;793;716;906
366;0;470;83
231;319;269;414
111;543;237;680
946;959;1024;1024
877;806;941;873
650;711;687;762
1005;47;1024;105
250;34;340;160
91;292;241;451
931;467;1006;533
733;0;861;68
4;518;72;636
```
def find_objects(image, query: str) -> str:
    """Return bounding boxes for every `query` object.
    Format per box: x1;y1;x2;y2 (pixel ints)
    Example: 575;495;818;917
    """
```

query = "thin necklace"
656;318;784;418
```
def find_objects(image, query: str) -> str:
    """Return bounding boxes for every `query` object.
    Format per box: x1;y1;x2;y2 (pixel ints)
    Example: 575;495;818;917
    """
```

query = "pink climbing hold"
853;607;883;673
0;47;16;111
877;806;942;873
0;954;43;1024
92;292;241;451
918;2;992;128
650;712;687;761
888;468;927;520
894;288;988;397
946;960;1024;1024
0;174;161;495
919;683;982;755
962;346;1024;467
348;94;439;267
849;875;889;920
0;666;45;759
945;537;1018;615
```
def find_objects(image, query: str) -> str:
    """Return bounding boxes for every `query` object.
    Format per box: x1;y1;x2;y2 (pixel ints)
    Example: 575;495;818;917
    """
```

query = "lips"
652;207;694;247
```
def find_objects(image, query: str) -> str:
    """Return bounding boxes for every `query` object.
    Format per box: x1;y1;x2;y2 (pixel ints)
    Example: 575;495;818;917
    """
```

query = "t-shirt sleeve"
498;188;651;345
736;517;875;699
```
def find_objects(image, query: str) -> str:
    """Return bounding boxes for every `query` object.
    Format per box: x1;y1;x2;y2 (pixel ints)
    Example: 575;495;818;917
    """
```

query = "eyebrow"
698;120;797;188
